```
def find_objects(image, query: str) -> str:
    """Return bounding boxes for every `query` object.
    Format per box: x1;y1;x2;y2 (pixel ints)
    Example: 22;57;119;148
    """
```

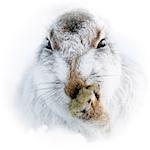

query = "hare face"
36;10;122;126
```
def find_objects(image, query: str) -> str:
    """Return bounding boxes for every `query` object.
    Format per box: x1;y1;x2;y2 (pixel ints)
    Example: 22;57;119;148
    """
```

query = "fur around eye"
97;38;106;49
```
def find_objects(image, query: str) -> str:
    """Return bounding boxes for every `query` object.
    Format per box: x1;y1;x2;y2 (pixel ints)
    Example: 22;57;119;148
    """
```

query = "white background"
0;0;150;149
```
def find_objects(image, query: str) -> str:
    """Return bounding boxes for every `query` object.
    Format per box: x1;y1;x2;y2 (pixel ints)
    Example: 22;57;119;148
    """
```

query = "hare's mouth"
69;84;109;125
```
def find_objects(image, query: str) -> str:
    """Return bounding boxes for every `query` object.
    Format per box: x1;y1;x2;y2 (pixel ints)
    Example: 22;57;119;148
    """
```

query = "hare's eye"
97;38;106;49
45;38;52;50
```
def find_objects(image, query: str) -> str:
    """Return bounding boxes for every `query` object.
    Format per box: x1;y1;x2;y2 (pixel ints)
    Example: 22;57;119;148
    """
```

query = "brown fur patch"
65;59;85;98
91;29;101;48
65;59;109;125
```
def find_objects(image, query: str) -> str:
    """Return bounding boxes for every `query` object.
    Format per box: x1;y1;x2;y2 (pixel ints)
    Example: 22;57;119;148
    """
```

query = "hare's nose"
65;85;81;99
64;70;85;99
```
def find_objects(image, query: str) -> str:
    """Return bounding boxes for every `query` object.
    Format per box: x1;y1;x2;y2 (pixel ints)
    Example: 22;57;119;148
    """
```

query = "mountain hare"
17;10;141;137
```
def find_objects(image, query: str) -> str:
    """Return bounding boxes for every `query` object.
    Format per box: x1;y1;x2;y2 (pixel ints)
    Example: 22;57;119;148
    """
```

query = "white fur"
16;10;142;137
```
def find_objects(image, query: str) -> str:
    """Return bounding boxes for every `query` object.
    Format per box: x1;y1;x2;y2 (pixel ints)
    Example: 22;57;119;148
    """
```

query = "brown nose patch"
64;60;85;98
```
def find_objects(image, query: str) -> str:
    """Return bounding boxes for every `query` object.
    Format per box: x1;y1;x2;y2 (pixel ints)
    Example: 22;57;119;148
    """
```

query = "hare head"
36;10;122;127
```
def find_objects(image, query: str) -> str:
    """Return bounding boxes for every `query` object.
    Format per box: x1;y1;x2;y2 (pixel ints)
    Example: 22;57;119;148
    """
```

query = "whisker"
95;74;119;78
55;94;63;103
97;80;104;83
44;90;64;106
35;89;58;103
90;73;119;77
35;84;62;91
35;81;61;86
34;87;52;92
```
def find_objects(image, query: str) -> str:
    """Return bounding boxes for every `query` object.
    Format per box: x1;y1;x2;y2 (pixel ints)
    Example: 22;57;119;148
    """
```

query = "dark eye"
97;38;106;49
45;37;52;50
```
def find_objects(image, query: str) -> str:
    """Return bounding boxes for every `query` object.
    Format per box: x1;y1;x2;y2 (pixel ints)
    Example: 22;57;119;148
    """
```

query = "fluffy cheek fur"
78;50;122;113
18;47;122;133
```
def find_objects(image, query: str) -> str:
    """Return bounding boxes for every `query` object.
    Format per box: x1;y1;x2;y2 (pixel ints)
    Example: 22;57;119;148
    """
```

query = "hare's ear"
45;37;52;50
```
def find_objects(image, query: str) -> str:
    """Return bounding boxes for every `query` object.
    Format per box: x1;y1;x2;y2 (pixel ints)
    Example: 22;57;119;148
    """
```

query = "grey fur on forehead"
49;10;99;52
50;10;98;35
57;10;94;33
